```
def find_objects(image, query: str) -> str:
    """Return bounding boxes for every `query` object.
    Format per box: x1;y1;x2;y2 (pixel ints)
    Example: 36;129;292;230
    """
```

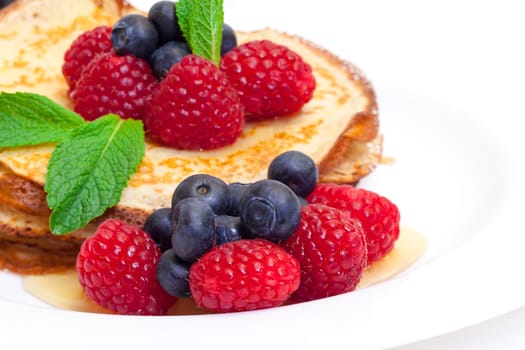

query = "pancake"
0;0;382;273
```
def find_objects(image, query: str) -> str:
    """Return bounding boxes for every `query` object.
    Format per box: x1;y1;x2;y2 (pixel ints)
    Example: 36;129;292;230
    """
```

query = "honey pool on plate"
22;226;426;315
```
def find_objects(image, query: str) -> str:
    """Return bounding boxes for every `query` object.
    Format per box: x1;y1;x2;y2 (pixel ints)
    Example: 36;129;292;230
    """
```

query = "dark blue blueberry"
268;150;319;198
0;0;15;9
143;207;173;252
156;249;192;298
147;0;184;44
239;179;301;242
172;198;216;263
221;23;237;56
111;14;159;59
226;182;250;216
172;174;230;215
149;41;190;79
214;215;244;245
298;196;309;207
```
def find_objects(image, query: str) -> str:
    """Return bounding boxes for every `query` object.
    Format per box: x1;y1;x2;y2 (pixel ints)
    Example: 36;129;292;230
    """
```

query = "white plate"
1;85;523;349
2;0;524;349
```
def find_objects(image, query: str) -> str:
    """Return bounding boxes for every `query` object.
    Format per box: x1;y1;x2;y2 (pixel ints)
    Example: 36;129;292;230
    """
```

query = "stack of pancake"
0;0;382;273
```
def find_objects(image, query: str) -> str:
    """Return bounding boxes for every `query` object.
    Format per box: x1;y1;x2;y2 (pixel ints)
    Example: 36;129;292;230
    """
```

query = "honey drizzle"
22;226;426;315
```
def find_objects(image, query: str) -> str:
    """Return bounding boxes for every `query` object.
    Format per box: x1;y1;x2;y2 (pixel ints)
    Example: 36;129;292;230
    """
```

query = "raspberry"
220;40;316;120
62;26;113;91
281;204;367;302
76;219;176;315
189;239;300;312
71;52;158;121
307;183;401;264
144;54;244;150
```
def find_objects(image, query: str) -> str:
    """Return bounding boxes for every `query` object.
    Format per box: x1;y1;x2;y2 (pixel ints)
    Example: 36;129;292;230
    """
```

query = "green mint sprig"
46;114;144;234
0;92;84;147
177;0;224;66
0;92;145;235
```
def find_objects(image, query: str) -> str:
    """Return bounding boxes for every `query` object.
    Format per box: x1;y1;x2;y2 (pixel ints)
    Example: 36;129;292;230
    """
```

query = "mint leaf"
176;0;192;44
45;114;145;235
0;92;85;148
177;0;224;65
0;92;146;235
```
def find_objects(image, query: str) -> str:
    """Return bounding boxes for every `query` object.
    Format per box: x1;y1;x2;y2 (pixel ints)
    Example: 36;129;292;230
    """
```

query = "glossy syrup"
23;226;426;315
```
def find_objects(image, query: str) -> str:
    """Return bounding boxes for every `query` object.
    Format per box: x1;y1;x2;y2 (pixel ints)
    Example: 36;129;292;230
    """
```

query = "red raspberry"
62;26;113;91
71;52;158;121
307;183;401;264
220;40;316;120
189;239;300;312
76;219;176;315
281;204;367;302
144;54;244;150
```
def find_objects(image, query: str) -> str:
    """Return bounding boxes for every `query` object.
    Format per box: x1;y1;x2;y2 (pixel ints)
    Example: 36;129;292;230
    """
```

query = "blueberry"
0;0;15;9
214;215;244;245
239;179;301;242
156;249;192;298
226;182;250;216
221;23;237;56
149;41;190;79
298;196;309;207
172;174;230;215
112;14;159;59
268;151;319;198
143;207;173;252
172;198;216;263
148;1;183;44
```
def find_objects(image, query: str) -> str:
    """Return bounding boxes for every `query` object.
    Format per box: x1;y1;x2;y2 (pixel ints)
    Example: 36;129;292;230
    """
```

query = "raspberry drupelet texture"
307;183;401;264
281;203;368;302
189;239;300;312
71;52;158;121
144;54;245;150
76;219;176;315
62;26;113;91
220;40;316;120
